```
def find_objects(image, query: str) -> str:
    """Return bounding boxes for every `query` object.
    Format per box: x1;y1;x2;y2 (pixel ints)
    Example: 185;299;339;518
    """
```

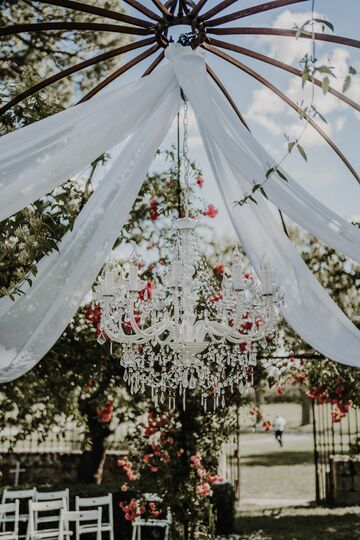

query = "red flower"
214;263;224;275
196;176;204;188
97;401;114;423
138;281;154;301
203;204;218;218
277;385;284;396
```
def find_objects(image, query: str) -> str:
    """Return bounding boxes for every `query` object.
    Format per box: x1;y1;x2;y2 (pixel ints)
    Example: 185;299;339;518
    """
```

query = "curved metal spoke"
202;43;360;185
188;0;209;17
207;38;360;114
0;22;153;36
206;63;249;130
0;38;155;115
205;0;308;27
207;26;360;50
121;0;161;22
34;0;155;28
142;50;165;76
78;44;161;103
200;0;238;22
151;0;172;17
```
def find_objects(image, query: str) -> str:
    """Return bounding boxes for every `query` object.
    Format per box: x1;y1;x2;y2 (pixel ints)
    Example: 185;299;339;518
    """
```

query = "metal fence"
313;402;360;504
0;423;129;453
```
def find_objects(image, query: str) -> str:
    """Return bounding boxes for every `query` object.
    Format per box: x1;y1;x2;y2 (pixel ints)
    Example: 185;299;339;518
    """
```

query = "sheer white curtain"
166;44;360;264
0;89;181;382
0;44;359;382
0;62;176;222
168;44;360;367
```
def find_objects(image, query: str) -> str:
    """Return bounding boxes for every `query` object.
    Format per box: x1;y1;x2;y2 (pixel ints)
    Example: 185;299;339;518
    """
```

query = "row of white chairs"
0;489;114;540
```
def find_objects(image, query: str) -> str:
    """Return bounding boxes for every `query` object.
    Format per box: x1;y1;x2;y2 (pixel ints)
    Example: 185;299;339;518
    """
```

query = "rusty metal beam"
208;37;360;114
188;0;209;17
200;0;238;22
141;50;165;76
207;27;360;50
33;0;154;28
204;0;308;27
206;63;250;130
121;0;161;22
202;43;360;185
0;38;155;115
78;44;160;103
0;22;153;36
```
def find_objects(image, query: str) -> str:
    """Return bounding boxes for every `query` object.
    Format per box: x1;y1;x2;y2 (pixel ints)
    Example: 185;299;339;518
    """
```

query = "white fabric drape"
0;44;359;382
166;44;360;265
0;88;181;382
168;45;360;368
0;63;176;222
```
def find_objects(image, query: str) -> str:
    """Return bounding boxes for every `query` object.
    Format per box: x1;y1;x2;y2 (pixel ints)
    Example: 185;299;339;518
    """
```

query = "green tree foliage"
0;0;129;297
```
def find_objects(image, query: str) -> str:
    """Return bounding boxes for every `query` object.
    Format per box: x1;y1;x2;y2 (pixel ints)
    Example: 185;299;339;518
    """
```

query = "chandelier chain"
182;97;190;218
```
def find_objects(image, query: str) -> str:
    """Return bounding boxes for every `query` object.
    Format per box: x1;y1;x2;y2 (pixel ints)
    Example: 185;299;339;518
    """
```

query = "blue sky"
107;0;360;238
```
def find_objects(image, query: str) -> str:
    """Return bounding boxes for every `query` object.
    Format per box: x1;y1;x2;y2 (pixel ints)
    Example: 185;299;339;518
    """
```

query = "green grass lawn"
234;506;360;540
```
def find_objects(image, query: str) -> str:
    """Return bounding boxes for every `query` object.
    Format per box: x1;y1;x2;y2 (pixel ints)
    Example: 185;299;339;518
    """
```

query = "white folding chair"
75;494;113;540
131;494;171;540
0;501;19;540
59;509;102;540
26;498;67;540
1;489;36;528
35;491;70;525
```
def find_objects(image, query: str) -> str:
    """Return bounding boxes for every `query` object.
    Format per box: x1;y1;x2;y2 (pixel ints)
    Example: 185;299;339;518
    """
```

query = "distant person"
274;414;286;447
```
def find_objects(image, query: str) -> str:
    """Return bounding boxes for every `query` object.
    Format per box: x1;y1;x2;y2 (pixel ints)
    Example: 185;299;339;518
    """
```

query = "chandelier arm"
207;38;360;114
121;0;162;22
151;0;172;17
206;63;250;130
203;0;308;27
77;44;161;103
202;43;360;185
188;0;209;16
141;50;165;76
33;0;155;29
0;22;153;36
206;27;360;50
0;38;156;115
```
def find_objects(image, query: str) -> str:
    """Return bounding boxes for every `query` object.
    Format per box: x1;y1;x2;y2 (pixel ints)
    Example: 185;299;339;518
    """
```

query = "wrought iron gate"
312;402;360;504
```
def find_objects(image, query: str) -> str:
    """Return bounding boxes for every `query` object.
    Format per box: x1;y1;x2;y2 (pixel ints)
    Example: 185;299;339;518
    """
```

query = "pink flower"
190;455;202;468
196;482;211;497
196;176;204;188
121;483;129;492
143;454;152;464
150;466;158;473
203;204;218;218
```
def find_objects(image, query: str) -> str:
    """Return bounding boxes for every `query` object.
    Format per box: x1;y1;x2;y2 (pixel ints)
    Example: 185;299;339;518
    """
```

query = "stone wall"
0;450;126;487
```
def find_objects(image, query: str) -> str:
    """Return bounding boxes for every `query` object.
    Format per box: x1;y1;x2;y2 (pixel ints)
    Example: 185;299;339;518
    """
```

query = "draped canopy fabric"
0;44;359;381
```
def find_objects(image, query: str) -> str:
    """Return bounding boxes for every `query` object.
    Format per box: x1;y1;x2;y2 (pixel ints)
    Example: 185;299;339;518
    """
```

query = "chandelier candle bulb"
262;264;272;295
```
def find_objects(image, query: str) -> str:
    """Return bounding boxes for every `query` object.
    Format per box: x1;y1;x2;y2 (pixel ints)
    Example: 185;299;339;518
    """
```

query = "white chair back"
59;509;102;540
27;498;67;540
0;501;19;540
35;489;69;506
35;490;69;524
1;489;36;525
131;493;171;540
75;494;113;540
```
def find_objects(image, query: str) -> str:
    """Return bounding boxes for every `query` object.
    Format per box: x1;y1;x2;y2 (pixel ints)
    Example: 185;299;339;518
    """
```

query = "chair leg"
131;525;137;540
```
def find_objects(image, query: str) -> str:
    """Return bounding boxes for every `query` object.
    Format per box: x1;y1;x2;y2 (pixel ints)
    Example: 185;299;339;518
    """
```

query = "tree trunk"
77;402;111;484
300;390;312;426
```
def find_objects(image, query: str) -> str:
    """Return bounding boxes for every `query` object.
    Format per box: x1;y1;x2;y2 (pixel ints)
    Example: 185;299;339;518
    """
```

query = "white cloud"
255;9;328;64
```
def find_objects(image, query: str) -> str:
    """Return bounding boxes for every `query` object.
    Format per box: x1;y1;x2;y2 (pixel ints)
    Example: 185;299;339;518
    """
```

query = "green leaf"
265;167;275;178
342;75;351;93
316;65;333;75
260;187;268;199
288;141;296;153
322;76;330;95
349;66;357;75
249;195;258;205
276;169;288;182
296;143;307;161
313;18;334;32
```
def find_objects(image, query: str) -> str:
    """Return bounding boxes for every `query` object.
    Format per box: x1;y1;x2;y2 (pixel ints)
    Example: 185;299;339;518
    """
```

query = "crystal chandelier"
94;98;283;410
